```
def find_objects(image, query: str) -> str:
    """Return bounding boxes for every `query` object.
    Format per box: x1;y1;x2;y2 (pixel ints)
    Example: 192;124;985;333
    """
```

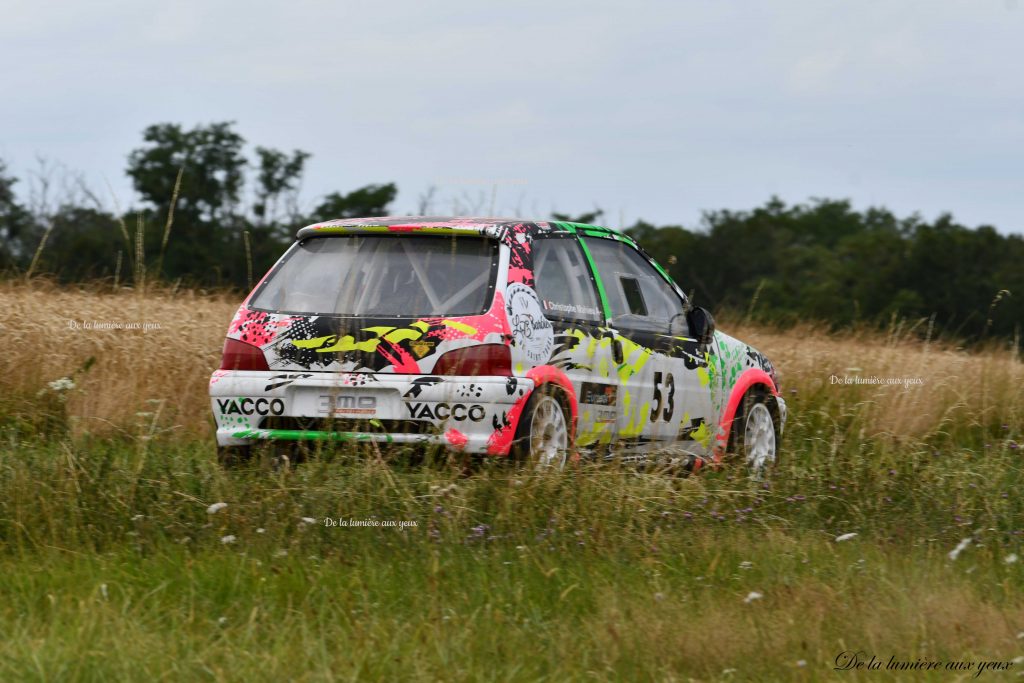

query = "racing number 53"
650;371;674;422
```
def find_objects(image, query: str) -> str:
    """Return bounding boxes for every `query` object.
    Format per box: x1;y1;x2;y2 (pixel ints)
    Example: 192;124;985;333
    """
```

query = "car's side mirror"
686;306;716;346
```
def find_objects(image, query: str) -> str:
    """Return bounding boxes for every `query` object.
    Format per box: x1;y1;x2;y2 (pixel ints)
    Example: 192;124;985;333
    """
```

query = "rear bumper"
209;370;533;455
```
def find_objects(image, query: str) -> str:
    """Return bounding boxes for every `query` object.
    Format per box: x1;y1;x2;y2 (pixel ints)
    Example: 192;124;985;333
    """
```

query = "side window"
532;238;603;323
583;237;685;333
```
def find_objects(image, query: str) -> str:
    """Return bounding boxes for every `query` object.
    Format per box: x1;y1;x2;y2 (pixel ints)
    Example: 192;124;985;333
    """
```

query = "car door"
531;235;621;449
580;235;714;456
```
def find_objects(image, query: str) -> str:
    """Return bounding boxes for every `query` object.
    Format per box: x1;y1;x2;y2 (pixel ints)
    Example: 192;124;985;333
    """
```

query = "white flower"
739;561;753;570
835;532;858;542
743;591;763;604
48;377;75;392
220;535;236;544
217;616;228;626
256;528;265;534
206;502;228;514
948;538;972;561
1005;553;1019;565
300;517;317;525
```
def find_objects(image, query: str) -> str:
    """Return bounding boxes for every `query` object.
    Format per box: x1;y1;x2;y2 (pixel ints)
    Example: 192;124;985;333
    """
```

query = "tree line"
0;122;1020;345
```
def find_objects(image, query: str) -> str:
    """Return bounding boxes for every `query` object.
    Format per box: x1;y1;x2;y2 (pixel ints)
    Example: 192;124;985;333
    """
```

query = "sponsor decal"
406;402;486;422
403;376;444;398
217;398;285;416
505;283;554;366
319;394;378;416
580;381;617;406
409;340;436;359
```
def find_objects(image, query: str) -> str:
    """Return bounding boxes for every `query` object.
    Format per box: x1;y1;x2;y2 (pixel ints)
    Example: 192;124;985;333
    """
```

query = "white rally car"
211;217;785;471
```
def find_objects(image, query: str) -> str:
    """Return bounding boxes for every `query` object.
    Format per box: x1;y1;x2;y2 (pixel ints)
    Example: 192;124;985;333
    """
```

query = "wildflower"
300;517;316;525
743;591;763;603
48;377;75;392
206;502;228;514
948;537;972;561
220;535;236;544
218;616;228;626
836;532;858;542
1005;553;1019;565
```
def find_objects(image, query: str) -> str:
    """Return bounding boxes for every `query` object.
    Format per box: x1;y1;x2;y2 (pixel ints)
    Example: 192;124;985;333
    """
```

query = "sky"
2;0;1022;233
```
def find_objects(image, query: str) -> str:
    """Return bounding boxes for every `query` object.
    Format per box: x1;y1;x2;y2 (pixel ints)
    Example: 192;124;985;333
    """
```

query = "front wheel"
737;394;779;475
512;390;571;469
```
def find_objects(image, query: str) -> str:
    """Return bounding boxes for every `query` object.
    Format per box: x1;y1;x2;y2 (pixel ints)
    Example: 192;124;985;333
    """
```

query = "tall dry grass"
0;280;1021;443
0;280;237;437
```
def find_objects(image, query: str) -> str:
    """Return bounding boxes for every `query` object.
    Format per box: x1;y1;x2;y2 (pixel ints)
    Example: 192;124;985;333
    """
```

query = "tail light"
220;338;270;371
433;344;511;376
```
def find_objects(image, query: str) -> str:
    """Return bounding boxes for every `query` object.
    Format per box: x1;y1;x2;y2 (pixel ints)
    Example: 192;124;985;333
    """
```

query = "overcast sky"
2;0;1022;233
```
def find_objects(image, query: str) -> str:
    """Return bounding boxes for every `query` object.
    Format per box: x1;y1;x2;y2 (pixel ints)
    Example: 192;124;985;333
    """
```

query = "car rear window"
250;235;499;317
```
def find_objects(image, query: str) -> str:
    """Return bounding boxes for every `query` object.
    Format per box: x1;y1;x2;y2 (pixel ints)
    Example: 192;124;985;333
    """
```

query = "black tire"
510;387;572;468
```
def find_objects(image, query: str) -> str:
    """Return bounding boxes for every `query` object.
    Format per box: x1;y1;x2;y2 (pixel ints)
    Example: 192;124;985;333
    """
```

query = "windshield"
249;235;498;317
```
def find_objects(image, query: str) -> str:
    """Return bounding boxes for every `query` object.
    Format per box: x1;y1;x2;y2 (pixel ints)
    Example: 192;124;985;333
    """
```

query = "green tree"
311;183;398;220
0;160;36;270
253;147;310;229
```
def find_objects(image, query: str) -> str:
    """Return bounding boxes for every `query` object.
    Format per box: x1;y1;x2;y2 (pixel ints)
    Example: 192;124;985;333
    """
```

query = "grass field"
1;281;1023;681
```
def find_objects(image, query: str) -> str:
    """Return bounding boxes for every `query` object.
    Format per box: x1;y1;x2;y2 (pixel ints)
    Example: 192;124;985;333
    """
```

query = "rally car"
210;217;785;472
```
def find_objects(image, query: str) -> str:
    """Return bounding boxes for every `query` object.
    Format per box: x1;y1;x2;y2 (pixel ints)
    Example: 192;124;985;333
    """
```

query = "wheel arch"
711;368;780;463
485;365;578;456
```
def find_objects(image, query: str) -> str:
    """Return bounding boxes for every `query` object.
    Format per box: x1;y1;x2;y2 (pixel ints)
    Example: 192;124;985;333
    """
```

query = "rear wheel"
736;393;778;475
512;389;570;469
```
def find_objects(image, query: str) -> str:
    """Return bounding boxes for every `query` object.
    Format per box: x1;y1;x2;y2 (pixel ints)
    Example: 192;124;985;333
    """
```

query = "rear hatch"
245;234;502;373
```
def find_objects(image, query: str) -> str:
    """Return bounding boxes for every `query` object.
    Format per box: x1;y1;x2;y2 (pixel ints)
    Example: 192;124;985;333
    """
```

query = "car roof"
295;216;624;241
